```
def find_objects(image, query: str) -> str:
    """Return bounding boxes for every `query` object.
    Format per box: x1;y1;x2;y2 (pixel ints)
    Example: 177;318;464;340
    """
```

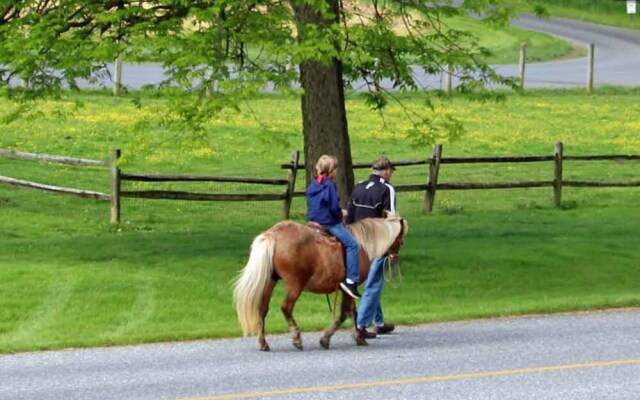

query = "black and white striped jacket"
346;174;396;223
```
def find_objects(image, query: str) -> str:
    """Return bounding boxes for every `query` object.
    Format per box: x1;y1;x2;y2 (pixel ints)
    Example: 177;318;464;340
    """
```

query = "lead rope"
383;255;402;288
325;282;341;320
332;284;340;320
325;294;332;312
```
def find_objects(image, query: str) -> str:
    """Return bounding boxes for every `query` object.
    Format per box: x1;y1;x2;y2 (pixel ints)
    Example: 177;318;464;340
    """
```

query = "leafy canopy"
0;0;546;145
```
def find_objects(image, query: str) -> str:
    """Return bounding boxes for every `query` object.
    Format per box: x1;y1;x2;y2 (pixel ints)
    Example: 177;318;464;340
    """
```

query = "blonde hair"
315;155;338;176
347;216;407;259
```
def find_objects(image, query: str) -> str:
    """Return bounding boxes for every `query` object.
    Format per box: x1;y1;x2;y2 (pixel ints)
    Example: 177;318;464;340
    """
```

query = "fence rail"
110;150;301;223
0;148;110;201
0;148;109;167
121;172;288;185
0;175;110;200
120;191;285;201
2;144;639;223
280;159;428;170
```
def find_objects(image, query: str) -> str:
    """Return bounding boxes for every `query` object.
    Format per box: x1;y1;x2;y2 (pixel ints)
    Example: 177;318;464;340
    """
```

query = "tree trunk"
291;0;355;207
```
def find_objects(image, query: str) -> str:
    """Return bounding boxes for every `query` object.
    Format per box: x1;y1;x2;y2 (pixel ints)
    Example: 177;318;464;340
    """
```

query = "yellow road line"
189;358;640;400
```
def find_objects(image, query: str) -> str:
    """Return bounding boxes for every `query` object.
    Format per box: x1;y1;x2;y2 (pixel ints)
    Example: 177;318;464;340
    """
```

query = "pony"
232;216;407;351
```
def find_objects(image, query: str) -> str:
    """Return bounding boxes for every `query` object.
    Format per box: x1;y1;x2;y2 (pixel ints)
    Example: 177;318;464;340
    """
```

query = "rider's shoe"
339;280;361;299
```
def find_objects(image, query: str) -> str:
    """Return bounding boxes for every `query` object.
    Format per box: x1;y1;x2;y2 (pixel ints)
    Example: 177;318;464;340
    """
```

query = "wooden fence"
0;148;110;200
110;150;301;224
0;148;302;223
2;144;639;223
419;142;640;212
281;142;640;213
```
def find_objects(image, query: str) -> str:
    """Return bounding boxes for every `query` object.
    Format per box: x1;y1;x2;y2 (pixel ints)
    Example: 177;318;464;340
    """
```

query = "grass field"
1;87;639;354
536;0;640;30
445;16;577;64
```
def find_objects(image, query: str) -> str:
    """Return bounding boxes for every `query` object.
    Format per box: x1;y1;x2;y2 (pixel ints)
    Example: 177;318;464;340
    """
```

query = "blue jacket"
306;177;343;225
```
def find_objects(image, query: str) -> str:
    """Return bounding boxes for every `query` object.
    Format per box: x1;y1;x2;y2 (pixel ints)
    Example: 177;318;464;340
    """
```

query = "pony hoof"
259;344;270;351
293;341;303;350
352;332;368;346
319;337;330;349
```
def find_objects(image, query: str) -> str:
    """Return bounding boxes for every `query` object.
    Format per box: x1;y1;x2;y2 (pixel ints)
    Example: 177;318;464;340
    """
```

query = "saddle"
306;222;344;248
307;221;332;237
307;222;347;268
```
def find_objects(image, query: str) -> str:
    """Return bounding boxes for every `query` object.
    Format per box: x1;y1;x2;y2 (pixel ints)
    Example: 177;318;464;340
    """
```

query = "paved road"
2;309;639;400
99;16;640;90
499;15;640;87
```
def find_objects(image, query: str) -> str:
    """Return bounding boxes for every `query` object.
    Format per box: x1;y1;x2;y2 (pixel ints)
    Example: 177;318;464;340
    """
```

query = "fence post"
113;53;124;97
553;142;563;208
282;150;300;219
424;144;443;213
110;149;121;224
587;43;595;94
519;42;527;89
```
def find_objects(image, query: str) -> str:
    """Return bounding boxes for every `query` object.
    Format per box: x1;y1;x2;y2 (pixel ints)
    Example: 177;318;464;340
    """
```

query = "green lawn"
536;0;640;30
446;16;577;64
1;88;639;353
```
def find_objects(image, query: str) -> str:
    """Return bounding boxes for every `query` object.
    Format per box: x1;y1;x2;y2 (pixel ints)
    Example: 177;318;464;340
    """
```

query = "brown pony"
232;216;407;351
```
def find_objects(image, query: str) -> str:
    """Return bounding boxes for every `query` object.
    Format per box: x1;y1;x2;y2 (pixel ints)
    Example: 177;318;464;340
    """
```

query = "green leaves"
0;0;541;151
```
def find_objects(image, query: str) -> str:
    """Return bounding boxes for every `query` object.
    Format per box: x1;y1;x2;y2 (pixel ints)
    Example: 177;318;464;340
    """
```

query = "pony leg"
281;286;304;350
320;294;354;349
348;298;367;346
257;279;277;351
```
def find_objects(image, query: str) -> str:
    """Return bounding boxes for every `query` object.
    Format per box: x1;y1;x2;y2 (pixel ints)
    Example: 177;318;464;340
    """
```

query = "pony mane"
347;217;406;259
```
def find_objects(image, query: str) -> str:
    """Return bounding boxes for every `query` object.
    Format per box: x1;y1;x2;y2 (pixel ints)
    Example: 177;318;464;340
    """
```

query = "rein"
383;218;405;287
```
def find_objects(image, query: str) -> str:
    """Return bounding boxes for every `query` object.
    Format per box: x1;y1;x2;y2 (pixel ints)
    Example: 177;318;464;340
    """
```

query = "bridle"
387;218;405;257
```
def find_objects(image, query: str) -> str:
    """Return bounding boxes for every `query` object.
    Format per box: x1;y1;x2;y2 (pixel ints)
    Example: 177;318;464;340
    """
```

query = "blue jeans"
325;223;360;283
357;256;386;328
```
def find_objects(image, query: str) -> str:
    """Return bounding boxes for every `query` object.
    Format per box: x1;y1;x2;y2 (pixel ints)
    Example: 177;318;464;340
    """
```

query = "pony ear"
383;210;398;219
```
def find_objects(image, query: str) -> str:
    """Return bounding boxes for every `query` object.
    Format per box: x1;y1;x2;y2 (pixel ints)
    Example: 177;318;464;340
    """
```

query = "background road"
499;15;640;87
1;309;639;400
101;16;640;90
